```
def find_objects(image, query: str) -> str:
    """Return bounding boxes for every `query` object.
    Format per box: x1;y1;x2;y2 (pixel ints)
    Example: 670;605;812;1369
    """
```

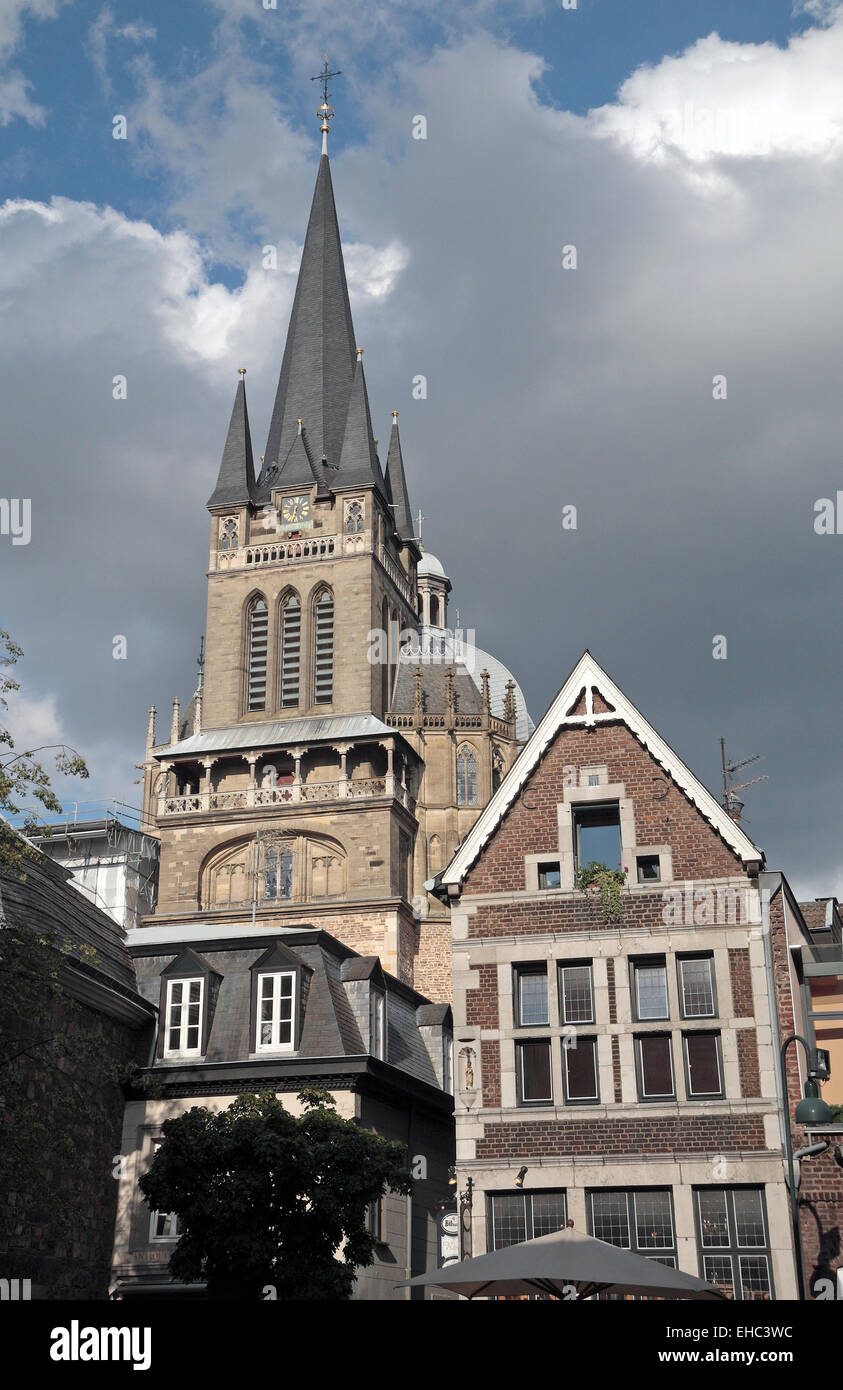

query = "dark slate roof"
258;153;358;497
416;1003;452;1027
269;427;329;496
391;662;482;715
335;356;389;500
0;849;141;997
385;418;413;540
207;375;256;509
340;955;384;984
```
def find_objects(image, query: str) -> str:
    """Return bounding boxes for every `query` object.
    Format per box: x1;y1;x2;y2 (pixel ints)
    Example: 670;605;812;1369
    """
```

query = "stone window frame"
558;783;635;891
147;1137;181;1243
631;844;674;887
682;1029;725;1099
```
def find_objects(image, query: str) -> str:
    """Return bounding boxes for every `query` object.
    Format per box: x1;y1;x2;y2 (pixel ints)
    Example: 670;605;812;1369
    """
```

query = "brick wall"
736;1028;761;1097
729;947;753;1016
481;1040;501;1109
413;917;453;1004
466;964;499;1028
476;1114;767;1160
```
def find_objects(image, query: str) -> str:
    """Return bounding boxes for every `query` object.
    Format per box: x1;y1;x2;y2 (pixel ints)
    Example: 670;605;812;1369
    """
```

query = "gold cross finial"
311;54;341;143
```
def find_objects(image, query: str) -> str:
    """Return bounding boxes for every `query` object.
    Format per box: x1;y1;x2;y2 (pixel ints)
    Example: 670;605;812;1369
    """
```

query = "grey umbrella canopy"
399;1227;727;1300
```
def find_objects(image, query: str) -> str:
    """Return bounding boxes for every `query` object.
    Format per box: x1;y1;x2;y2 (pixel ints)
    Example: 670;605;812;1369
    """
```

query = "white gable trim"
441;651;763;889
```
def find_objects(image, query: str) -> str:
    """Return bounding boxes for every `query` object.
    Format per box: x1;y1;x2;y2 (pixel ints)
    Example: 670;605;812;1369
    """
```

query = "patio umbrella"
399;1226;727;1300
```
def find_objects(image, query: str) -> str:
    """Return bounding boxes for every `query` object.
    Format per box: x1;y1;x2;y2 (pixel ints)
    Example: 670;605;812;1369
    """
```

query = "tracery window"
220;516;239;550
264;845;293;901
345;500;364;533
456;745;478;807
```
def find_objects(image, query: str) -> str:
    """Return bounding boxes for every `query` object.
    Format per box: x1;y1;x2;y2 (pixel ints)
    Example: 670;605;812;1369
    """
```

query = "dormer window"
256;971;296;1052
158;947;221;1061
249;941;309;1055
164;977;203;1057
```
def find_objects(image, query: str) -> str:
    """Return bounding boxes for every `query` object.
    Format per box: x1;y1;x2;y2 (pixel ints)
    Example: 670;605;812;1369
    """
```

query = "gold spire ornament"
311;54;341;152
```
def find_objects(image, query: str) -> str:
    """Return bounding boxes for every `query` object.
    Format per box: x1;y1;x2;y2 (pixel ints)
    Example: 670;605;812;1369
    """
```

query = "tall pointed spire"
385;410;413;540
207;369;256;509
258;145;359;498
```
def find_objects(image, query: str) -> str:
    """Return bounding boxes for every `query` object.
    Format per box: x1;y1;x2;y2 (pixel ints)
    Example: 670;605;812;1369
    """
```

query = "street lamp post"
779;1033;834;1301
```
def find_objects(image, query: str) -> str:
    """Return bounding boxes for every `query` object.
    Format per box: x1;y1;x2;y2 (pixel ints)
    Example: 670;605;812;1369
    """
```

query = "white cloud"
3;689;64;751
588;17;843;170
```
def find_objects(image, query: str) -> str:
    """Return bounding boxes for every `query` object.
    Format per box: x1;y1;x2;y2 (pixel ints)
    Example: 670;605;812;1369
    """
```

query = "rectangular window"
683;1032;723;1097
573;803;622;872
559;962;594;1024
443;1033;453;1094
694;1188;773;1300
515;965;549;1026
489;1191;567;1249
636;1034;675;1099
256;971;295;1052
678;955;716;1018
562;1036;599;1103
149;1209;181;1241
588;1189;677;1296
636;854;661;884
538;861;561;890
149;1139;180;1243
370;989;386;1060
516;1040;553;1104
632;958;669;1020
366;1198;385;1243
164;977;203;1056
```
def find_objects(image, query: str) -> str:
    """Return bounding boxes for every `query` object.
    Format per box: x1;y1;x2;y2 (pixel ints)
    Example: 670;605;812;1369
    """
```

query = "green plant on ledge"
574;861;627;922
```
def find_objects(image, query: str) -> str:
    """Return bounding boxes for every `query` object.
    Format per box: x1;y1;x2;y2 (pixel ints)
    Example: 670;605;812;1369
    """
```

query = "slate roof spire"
385;410;413;540
257;145;361;500
335;348;389;498
207;369;256;509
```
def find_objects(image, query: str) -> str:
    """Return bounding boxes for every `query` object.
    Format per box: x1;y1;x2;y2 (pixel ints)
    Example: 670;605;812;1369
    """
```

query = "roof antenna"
720;739;768;823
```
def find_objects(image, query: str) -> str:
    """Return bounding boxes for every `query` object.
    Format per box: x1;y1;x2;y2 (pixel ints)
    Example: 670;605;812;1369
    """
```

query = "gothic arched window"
247;597;268;711
456;746;478;807
345;500;364;533
220;517;239;550
313;590;334;704
280;592;301;708
264;845;293;901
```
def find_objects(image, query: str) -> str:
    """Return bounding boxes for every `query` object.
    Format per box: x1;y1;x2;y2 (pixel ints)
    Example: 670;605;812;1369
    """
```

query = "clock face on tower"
279;494;311;527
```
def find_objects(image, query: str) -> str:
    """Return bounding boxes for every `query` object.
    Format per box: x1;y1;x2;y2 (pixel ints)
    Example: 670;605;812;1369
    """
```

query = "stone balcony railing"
158;775;414;818
386;712;511;735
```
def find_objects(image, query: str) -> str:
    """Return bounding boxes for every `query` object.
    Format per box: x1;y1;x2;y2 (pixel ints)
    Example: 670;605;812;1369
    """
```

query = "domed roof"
395;630;534;743
417;551;447;579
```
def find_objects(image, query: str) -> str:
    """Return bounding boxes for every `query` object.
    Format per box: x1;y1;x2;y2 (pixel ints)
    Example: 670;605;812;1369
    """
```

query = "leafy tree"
0;628;88;872
139;1089;412;1300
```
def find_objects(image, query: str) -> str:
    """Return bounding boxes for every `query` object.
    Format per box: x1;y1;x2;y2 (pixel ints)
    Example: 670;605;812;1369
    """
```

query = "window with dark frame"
562;1035;599;1103
694;1188;773;1300
164;977;203;1057
515;965;549;1027
489;1190;567;1249
635;1033;675;1100
369;988;386;1060
632;958;669;1020
538;861;561;890
636;854;661;884
516;1039;553;1104
558;962;595;1024
678;955;716;1018
588;1189;677;1291
573;802;622;871
683;1031;723;1097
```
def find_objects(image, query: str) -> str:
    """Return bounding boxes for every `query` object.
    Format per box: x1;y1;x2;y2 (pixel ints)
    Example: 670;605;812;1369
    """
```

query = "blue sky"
3;0;843;898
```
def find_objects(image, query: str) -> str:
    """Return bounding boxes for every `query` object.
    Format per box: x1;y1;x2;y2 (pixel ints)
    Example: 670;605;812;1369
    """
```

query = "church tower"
139;86;531;997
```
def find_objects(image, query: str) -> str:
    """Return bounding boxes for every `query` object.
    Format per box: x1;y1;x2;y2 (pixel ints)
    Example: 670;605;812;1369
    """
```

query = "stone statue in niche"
261;764;278;788
459;1046;476;1091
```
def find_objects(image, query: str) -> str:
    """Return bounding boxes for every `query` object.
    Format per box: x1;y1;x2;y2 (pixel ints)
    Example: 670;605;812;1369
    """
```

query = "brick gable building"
435;651;843;1299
